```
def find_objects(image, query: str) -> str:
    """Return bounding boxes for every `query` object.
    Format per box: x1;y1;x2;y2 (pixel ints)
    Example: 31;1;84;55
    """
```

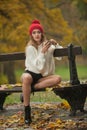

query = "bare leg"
21;73;33;124
21;73;33;106
34;75;61;89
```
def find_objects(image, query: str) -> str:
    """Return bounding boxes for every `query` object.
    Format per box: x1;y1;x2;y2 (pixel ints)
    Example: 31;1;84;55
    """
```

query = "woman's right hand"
41;41;51;53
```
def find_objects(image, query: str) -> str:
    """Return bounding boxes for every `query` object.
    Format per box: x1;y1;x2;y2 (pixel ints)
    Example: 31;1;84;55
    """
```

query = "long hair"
27;33;46;48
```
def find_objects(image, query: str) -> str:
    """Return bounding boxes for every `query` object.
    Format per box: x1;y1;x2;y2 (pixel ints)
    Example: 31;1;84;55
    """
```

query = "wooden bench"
0;44;87;116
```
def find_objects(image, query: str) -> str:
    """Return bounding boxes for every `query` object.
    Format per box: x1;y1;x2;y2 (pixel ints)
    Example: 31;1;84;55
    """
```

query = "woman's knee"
54;75;62;84
21;73;33;84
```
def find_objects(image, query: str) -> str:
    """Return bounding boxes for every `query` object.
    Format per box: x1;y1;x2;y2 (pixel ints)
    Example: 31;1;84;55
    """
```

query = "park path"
0;102;87;130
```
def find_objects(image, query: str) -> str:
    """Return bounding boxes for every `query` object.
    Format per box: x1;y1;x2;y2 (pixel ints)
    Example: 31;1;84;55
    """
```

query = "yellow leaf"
56;119;62;124
46;88;53;91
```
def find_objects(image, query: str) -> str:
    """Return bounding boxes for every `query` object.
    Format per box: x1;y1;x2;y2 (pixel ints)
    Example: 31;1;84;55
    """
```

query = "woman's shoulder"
26;45;37;54
26;45;35;49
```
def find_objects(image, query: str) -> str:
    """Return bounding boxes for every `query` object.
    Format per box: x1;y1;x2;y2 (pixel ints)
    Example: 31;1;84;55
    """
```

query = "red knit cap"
29;20;44;35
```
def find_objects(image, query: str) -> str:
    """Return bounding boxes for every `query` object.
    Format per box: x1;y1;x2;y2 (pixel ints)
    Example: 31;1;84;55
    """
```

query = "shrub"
0;74;8;84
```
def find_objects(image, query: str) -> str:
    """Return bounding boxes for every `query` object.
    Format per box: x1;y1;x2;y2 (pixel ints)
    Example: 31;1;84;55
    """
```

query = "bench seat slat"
0;84;87;93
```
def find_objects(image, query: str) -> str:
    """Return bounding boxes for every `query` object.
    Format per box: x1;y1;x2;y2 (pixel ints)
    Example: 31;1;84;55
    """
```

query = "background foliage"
0;0;87;53
0;0;87;83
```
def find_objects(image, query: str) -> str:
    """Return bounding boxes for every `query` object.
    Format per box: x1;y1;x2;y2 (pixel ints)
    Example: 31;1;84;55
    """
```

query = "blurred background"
0;0;87;84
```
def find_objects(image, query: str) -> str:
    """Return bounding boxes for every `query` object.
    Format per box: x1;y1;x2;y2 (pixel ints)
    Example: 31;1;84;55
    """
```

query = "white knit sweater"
25;44;62;76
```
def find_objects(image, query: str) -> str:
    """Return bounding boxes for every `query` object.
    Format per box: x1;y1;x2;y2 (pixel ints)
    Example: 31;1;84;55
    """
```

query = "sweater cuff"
39;52;45;58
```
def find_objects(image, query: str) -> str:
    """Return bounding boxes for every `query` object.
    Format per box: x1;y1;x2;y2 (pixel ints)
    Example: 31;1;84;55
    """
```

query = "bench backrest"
0;44;82;85
0;45;82;61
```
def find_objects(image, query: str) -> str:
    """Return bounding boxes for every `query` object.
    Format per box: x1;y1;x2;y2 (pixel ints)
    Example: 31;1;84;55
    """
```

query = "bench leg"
0;93;9;110
53;86;87;116
66;95;87;116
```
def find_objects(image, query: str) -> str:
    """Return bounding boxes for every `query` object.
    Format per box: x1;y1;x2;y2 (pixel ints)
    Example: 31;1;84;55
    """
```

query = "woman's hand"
41;41;51;53
49;39;58;46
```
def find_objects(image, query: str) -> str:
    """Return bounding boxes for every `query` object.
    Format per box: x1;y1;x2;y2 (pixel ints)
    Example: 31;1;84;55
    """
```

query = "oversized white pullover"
25;44;62;76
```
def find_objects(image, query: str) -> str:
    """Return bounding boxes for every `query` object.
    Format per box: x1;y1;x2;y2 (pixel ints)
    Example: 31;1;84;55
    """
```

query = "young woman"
21;20;63;124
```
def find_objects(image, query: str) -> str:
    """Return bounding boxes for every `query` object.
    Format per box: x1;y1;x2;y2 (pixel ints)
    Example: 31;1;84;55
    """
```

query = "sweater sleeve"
25;46;46;72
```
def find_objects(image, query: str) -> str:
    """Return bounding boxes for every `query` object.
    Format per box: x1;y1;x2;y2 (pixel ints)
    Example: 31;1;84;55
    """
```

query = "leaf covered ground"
0;102;87;130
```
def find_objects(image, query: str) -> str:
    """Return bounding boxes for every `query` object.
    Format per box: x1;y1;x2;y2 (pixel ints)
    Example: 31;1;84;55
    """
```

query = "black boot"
24;105;32;124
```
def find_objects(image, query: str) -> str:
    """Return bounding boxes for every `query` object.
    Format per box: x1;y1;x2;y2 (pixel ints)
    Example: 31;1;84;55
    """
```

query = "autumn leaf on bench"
0;83;22;89
53;81;72;88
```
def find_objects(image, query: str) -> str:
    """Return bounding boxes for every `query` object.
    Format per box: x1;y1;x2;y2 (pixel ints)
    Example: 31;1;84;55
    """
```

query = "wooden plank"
0;52;25;62
0;86;22;93
0;86;46;93
0;84;86;93
0;46;82;62
53;46;82;57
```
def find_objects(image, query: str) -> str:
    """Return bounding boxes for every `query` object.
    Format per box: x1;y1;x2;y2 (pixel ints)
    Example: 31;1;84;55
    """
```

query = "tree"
0;0;81;83
72;0;87;20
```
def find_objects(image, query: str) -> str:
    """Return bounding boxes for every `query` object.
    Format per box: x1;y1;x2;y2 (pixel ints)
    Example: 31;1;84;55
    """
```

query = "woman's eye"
37;31;41;34
32;31;41;34
32;31;36;34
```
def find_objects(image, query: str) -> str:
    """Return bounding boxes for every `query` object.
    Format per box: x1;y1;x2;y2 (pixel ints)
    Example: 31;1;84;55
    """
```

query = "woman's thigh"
38;74;61;82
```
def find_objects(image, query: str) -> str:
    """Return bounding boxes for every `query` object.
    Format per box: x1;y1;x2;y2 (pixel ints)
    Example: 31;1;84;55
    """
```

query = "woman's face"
31;29;42;44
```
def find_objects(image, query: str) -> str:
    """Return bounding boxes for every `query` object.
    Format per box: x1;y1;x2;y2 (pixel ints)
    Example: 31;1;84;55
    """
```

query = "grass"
5;91;62;105
5;93;21;105
77;65;87;79
30;91;62;102
55;64;87;80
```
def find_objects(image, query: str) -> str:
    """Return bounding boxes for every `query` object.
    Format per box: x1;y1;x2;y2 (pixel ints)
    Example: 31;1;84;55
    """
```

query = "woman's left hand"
49;39;58;45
